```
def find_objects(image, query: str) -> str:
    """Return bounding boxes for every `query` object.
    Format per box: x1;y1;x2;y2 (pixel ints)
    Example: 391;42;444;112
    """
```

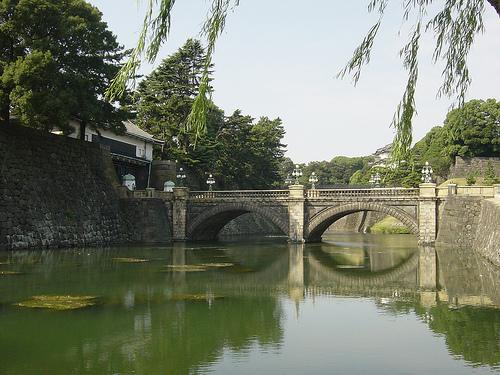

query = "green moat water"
0;233;499;374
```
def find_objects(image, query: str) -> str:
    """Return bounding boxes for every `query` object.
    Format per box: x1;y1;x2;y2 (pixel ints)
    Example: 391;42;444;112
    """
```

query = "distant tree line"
285;98;499;189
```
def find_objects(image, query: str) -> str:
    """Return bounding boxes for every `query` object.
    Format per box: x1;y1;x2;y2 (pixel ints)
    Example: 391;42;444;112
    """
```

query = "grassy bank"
369;216;412;234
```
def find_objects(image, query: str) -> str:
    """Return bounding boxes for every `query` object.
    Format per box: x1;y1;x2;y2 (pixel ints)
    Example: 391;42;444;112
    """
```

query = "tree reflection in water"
0;236;498;374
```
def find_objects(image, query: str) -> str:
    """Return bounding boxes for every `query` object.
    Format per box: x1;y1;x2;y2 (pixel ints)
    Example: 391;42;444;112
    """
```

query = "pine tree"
134;39;212;159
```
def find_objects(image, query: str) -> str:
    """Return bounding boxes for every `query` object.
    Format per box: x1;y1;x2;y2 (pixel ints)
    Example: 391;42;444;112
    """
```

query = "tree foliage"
0;0;127;134
483;161;498;185
344;98;499;187
134;39;210;157
213;111;286;189
300;157;369;187
442;98;500;158
132;40;286;190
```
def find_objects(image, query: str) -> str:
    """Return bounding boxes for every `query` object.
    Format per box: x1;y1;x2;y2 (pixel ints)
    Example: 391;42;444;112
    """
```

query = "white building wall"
67;120;154;161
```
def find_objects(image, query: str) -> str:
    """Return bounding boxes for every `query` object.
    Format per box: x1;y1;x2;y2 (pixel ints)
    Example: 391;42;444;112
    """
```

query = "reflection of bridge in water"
171;242;500;309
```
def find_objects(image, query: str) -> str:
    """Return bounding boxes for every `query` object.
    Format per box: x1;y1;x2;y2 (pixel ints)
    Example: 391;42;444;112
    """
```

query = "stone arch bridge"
138;184;440;244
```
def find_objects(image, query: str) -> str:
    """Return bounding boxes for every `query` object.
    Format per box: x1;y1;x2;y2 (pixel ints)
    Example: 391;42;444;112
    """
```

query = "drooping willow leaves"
106;0;240;142
107;0;497;158
339;0;490;161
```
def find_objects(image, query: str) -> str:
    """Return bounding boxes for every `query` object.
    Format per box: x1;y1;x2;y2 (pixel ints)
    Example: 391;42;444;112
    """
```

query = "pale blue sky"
89;0;500;162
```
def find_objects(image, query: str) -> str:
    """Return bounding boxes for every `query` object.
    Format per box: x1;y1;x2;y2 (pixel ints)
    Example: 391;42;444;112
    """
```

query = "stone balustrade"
305;188;419;199
189;190;289;200
131;185;496;202
436;185;496;198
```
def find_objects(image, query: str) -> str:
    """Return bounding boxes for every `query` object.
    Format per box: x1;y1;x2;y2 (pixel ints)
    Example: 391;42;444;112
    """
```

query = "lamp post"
370;172;381;187
308;172;318;190
292;164;302;184
176;167;186;187
421;161;433;183
206;173;215;191
285;174;294;186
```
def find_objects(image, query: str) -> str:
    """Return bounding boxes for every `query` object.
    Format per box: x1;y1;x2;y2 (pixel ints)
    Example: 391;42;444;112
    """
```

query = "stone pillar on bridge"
172;187;189;241
418;183;437;244
288;185;305;243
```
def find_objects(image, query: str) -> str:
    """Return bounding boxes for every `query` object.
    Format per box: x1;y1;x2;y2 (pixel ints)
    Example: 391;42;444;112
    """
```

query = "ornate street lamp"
292;164;302;184
285;174;294;186
370;172;381;187
176;167;186;187
421;161;433;183
308;172;319;189
206;173;215;191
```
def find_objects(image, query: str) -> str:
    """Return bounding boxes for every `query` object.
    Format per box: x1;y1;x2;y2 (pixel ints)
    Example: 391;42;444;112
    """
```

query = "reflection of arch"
187;203;288;240
307;250;419;288
306;202;418;241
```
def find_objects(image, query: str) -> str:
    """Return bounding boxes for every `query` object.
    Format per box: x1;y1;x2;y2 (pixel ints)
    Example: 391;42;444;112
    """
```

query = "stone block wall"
436;196;482;250
120;198;171;243
473;199;500;266
0;124;129;249
325;212;365;233
448;156;500;178
219;212;282;237
436;196;500;266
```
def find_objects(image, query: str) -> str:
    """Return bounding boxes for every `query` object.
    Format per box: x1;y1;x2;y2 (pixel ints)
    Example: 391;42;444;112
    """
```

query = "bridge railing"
189;190;290;200
436;185;495;198
305;188;419;199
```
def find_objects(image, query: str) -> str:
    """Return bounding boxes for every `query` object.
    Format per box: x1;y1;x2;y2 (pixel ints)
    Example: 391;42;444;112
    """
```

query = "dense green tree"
134;39;209;158
0;0;127;135
133;41;286;189
213;111;286;189
299;156;369;187
442;98;500;158
412;126;453;180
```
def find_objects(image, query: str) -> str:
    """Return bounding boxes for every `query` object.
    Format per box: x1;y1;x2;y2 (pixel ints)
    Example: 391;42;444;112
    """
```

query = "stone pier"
172;187;189;241
288;185;305;243
418;183;437;244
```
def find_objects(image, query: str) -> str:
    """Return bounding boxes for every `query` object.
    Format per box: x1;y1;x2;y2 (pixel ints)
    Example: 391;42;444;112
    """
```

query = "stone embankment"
473;199;500;266
0;124;171;250
437;196;500;266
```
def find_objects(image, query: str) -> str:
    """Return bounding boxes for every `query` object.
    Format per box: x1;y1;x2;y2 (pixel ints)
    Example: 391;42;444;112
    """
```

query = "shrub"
483;162;498;186
466;172;477;185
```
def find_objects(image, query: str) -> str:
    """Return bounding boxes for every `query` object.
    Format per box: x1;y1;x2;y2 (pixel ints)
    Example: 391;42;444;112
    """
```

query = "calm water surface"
0;233;499;374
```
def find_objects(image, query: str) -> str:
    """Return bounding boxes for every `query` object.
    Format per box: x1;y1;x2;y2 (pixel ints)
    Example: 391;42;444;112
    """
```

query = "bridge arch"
187;202;288;240
306;202;418;242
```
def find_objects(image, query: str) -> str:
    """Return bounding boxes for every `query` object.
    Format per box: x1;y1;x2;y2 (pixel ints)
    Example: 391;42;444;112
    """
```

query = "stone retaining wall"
219;212;282;237
0;124;128;249
448;156;500;178
473;199;500;266
436;196;482;250
120;199;171;243
0;124;153;250
436;196;500;266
